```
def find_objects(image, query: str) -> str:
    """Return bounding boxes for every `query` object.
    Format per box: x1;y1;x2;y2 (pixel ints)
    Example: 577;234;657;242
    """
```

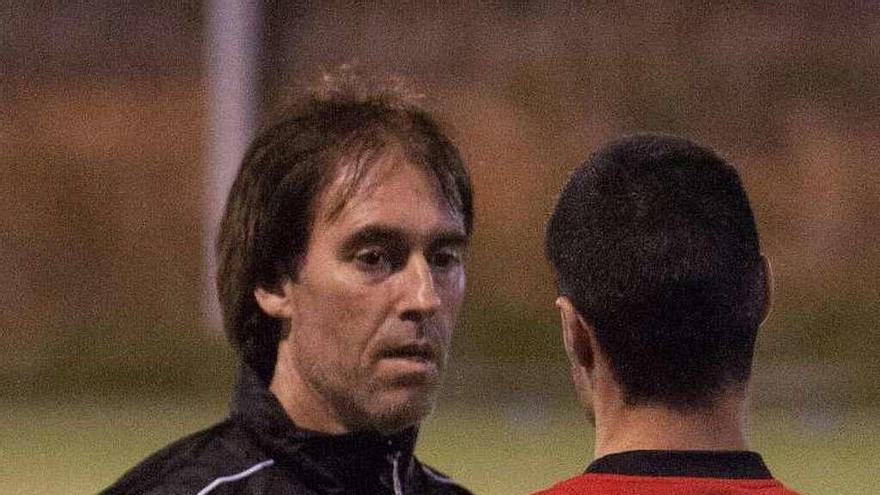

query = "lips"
377;342;437;363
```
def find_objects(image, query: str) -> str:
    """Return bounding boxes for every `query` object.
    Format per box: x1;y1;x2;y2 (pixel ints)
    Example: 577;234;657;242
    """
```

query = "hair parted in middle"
545;133;767;410
216;70;474;381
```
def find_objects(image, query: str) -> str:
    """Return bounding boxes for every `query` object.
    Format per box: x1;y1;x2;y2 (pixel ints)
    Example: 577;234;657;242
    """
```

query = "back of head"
546;134;766;411
216;71;473;381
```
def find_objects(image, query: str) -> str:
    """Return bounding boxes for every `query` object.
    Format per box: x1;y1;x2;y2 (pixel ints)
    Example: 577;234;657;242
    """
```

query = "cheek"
440;270;466;314
301;286;392;359
435;271;465;346
290;292;354;360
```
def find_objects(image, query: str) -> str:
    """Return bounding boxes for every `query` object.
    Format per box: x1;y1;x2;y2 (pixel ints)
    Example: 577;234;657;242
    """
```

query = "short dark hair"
546;134;766;410
217;74;473;381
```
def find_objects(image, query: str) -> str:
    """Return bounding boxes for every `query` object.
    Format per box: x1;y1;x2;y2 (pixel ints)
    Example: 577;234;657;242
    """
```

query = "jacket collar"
230;364;420;493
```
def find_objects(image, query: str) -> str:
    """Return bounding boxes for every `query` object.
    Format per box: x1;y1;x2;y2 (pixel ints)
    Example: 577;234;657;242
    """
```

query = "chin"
368;388;438;434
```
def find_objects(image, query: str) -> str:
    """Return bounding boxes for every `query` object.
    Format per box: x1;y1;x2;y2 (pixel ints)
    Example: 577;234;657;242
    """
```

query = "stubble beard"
304;355;445;434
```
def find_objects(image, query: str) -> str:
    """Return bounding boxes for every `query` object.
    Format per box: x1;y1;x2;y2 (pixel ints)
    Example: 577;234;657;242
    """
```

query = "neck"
270;344;350;434
593;389;749;459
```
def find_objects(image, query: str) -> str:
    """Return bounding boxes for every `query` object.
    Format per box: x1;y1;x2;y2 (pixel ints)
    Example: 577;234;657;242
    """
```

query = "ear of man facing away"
556;296;594;373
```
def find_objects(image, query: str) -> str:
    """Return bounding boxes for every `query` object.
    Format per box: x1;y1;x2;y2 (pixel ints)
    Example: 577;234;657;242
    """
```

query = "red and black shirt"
533;450;803;495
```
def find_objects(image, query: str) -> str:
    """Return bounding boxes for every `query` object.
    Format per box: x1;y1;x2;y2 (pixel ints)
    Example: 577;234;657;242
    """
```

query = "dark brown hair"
217;73;473;380
546;134;765;410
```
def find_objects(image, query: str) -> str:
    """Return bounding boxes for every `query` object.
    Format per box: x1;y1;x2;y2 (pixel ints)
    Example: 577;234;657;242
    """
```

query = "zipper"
389;450;403;495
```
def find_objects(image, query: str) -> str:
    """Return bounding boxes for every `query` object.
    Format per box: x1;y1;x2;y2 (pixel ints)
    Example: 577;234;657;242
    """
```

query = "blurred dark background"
2;3;878;492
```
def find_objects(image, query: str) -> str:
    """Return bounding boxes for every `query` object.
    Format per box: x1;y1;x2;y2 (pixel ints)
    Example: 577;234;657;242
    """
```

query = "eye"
354;248;389;272
429;247;462;271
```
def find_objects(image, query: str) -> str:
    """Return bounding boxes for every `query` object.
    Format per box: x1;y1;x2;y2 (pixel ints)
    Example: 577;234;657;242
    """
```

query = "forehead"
314;151;465;235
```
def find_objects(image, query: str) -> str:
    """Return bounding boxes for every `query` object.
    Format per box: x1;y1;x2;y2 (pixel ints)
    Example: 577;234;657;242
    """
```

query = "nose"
399;255;441;320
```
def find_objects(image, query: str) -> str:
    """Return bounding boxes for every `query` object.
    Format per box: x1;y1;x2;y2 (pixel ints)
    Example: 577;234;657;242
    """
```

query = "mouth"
377;343;437;363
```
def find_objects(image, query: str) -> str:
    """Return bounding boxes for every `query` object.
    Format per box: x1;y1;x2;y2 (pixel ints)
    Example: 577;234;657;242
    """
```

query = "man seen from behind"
536;134;802;495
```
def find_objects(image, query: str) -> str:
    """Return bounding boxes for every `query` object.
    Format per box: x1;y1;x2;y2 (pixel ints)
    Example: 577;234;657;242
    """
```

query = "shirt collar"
585;450;774;479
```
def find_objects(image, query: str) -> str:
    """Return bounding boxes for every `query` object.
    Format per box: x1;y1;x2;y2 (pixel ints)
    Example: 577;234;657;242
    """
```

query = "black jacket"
100;367;473;495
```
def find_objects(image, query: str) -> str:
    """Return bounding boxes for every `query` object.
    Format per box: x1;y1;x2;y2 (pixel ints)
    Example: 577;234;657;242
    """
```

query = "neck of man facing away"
591;385;750;459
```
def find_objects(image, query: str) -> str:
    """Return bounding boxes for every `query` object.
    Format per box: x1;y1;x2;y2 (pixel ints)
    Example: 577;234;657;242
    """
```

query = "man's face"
267;153;467;434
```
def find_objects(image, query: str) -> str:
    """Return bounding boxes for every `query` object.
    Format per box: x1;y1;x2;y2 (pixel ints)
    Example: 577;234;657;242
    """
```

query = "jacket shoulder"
417;462;475;495
100;419;272;495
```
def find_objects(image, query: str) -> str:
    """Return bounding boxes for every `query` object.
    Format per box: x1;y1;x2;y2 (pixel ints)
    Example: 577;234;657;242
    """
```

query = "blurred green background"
2;2;878;494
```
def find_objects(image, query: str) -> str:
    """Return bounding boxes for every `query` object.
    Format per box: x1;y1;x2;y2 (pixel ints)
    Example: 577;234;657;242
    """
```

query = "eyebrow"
339;225;469;254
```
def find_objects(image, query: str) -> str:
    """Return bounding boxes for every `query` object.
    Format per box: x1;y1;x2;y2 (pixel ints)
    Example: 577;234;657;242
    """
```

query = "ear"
254;281;295;319
759;255;773;325
556;296;595;372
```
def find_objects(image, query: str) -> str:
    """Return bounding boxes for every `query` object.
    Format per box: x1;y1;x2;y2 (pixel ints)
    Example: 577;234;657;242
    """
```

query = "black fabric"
100;365;472;495
585;450;773;479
